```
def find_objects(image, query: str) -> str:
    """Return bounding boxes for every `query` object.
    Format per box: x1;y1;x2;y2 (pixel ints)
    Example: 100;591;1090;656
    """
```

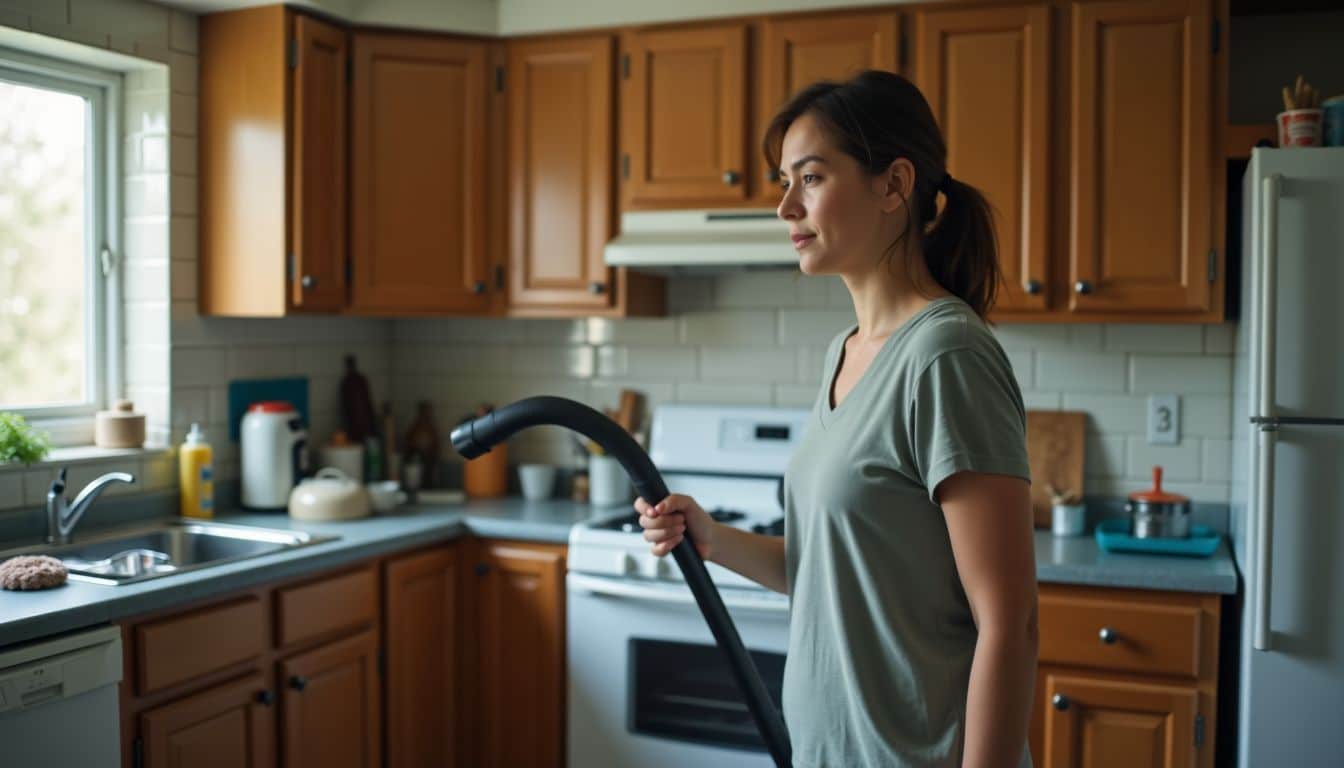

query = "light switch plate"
1147;394;1180;445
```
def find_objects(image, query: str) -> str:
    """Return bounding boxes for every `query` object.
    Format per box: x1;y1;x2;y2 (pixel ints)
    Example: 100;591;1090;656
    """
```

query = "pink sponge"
0;555;68;590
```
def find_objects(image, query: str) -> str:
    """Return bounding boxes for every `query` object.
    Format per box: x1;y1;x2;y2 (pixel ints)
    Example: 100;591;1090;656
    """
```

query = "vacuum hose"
450;396;792;767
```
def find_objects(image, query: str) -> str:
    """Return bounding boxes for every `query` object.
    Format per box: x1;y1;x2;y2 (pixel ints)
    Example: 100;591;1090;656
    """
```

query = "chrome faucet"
46;468;136;544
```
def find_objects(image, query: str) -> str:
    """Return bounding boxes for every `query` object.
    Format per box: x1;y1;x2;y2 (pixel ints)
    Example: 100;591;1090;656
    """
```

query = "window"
0;49;120;442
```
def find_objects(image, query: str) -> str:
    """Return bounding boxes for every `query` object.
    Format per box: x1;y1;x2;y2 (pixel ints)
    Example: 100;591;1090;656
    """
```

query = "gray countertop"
0;501;1238;650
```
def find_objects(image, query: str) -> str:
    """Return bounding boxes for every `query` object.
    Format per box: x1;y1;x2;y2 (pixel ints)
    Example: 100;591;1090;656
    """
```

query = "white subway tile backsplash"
1184;396;1233;438
699;346;797;381
1036;352;1127;393
674;382;771;406
1202;439;1234;484
171;386;208;426
125;174;168;217
170;347;225;387
125;216;169;262
126;300;170;345
123;259;169;301
774;384;817;408
1126;437;1201;482
1021;391;1062;410
169;216;195;260
583;317;677;345
778;310;854;346
1204;323;1236;355
509;345;593;378
170;173;196;216
1104;324;1202;354
170;258;196;300
715;271;802;308
1062;393;1146;435
168;51;197;95
596;345;696;379
1084;435;1127;477
169;91;196;135
127;344;170;387
1003;349;1033;389
1131;356;1232;395
681;310;775;345
168;9;197;54
666;276;715;312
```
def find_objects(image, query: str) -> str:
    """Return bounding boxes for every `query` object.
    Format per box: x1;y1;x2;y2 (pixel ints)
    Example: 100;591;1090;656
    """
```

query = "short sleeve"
908;346;1031;504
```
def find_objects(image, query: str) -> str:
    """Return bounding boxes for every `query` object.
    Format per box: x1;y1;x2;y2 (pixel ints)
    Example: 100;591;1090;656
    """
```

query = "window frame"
0;47;122;445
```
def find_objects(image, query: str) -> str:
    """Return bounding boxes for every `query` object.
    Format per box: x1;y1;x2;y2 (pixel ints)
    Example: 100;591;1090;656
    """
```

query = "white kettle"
240;401;308;509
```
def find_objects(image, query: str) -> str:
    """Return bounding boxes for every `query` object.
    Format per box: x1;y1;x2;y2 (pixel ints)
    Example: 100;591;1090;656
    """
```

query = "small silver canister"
1127;466;1192;539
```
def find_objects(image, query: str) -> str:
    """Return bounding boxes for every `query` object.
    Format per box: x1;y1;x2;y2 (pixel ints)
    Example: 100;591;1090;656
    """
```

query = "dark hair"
763;70;1002;320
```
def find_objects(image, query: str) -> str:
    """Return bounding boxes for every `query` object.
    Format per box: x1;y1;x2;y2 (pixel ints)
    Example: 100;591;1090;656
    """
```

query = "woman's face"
775;112;909;276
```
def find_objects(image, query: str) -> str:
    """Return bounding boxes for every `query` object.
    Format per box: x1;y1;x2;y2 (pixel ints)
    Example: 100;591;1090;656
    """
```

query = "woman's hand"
635;494;715;560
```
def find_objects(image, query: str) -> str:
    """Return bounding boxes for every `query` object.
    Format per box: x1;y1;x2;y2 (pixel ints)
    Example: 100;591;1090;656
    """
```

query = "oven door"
567;572;789;768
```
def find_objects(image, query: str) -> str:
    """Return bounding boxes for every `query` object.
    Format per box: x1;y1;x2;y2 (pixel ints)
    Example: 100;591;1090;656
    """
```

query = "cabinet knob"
723;170;740;186
255;689;274;706
289;675;308;691
1074;280;1093;295
300;275;316;290
589;281;606;295
474;562;490;576
473;281;486;295
1099;626;1119;644
1024;279;1042;295
1052;693;1070;711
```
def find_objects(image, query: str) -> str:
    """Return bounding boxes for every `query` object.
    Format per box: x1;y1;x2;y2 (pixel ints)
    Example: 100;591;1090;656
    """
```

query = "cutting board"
1026;411;1086;528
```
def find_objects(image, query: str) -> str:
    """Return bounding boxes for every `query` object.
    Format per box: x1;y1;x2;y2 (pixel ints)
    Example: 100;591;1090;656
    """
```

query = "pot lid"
1128;465;1188;503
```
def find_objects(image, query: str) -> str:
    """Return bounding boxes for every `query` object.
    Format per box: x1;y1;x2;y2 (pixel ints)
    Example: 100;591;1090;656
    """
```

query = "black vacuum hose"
450;395;792;768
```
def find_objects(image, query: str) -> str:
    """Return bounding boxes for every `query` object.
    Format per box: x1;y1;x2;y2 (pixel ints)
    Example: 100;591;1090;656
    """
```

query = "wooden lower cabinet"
1038;669;1200;768
140;672;276;768
472;540;567;768
279;629;381;768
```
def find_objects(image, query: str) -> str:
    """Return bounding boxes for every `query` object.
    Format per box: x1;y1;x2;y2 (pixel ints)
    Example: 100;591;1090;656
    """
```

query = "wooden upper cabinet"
385;547;461;768
508;35;616;310
474;541;566;768
753;12;900;205
1069;0;1214;314
280;628;381;768
291;14;349;312
350;34;490;314
915;5;1051;313
140;673;276;768
1041;672;1199;768
621;24;747;208
200;6;347;316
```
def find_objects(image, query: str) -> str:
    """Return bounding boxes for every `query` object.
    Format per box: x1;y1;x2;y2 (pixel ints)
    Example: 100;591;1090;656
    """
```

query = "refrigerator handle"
1253;174;1281;652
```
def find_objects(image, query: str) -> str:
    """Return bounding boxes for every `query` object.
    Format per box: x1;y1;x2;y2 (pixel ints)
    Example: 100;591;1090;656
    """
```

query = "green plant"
0;412;52;464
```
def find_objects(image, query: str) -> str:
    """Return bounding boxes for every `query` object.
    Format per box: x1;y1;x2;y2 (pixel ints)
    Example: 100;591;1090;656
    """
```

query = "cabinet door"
915;5;1051;313
140;672;276;768
508;36;616;309
754;12;900;204
475;542;566;768
1042;671;1199;768
385;546;460;768
350;34;490;314
622;24;747;207
290;14;348;312
279;629;381;768
1069;0;1213;314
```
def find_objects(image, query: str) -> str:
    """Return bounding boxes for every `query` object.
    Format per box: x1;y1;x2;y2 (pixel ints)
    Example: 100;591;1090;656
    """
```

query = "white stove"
567;404;808;768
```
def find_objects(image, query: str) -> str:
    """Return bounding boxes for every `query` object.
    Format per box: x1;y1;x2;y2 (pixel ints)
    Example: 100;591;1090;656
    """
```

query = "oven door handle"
569;572;790;615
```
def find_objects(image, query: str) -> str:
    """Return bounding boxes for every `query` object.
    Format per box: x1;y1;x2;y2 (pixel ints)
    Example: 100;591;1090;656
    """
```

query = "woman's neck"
842;248;950;343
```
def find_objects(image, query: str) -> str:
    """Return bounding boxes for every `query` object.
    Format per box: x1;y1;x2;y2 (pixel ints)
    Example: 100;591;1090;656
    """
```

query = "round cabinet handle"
300;275;316;290
473;281;486;295
723;170;740;186
255;690;275;706
1024;279;1042;295
589;281;606;295
1099;627;1119;645
1052;693;1070;711
289;675;308;691
1074;280;1094;295
474;562;490;576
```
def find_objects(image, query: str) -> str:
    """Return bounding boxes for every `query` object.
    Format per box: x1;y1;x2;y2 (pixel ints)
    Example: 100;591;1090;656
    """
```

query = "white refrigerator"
1231;147;1344;767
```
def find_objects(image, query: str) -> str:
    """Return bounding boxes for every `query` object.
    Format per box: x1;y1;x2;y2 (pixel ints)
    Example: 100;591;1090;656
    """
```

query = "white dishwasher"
0;625;122;767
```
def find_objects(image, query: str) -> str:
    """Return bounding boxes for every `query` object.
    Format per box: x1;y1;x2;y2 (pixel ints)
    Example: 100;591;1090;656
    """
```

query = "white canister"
588;454;631;507
1052;503;1087;537
518;463;557;501
240;401;307;509
322;443;364;482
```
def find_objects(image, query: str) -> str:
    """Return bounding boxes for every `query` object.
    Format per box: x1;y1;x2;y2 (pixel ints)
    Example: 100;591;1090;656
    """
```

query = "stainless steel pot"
1127;466;1191;539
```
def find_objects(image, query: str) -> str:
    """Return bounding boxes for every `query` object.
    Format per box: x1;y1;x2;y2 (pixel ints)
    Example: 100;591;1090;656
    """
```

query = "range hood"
603;210;797;273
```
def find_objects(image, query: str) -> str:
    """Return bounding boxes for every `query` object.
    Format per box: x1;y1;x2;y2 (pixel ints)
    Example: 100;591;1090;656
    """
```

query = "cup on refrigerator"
1277;108;1324;147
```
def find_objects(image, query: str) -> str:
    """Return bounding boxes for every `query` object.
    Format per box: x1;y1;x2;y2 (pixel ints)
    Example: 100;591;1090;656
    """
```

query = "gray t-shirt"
781;296;1032;767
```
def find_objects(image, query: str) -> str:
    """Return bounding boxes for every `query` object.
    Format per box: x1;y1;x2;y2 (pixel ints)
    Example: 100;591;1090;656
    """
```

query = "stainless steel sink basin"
0;519;339;585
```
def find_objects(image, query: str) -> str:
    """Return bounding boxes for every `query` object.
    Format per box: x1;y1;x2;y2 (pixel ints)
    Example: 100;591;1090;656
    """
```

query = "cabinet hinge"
621;153;630;181
133;736;144;768
494;264;505;290
495;65;505;93
1194;713;1205;746
621;53;630;80
899;29;909;71
287;38;298;70
1212;19;1221;55
1207;248;1217;283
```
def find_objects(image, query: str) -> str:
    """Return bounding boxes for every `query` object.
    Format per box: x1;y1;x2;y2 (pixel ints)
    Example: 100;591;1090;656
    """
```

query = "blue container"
1324;97;1344;147
1094;518;1221;558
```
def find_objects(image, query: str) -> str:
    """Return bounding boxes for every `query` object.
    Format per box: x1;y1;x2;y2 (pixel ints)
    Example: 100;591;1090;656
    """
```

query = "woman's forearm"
708;524;789;594
961;620;1038;767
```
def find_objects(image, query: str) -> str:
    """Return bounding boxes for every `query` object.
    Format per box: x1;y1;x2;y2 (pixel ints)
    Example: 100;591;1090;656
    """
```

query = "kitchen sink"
0;519;339;585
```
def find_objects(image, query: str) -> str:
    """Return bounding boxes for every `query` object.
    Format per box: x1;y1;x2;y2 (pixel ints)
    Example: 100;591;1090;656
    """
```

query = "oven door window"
629;638;785;751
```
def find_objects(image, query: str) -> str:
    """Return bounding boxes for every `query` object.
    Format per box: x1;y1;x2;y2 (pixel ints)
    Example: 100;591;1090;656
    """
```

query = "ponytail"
922;176;1003;320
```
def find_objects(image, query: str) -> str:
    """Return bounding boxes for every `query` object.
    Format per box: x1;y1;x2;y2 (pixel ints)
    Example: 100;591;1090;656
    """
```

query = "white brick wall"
389;282;1238;504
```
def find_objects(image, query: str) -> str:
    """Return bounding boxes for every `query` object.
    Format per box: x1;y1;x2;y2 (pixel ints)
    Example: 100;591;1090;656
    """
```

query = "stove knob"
616;553;636;576
654;556;672;579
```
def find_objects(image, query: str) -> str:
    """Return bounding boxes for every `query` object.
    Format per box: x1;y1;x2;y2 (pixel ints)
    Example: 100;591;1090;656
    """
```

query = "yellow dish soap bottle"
179;423;214;518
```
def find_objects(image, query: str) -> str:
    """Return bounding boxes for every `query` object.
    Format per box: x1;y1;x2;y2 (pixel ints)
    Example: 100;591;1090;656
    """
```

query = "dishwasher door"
0;625;123;768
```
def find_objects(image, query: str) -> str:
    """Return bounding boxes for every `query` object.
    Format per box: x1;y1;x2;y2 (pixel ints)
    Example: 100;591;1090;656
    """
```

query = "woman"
636;70;1038;768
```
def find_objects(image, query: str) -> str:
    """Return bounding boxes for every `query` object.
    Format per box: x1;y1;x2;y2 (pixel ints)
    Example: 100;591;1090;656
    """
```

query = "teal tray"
1094;519;1221;558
